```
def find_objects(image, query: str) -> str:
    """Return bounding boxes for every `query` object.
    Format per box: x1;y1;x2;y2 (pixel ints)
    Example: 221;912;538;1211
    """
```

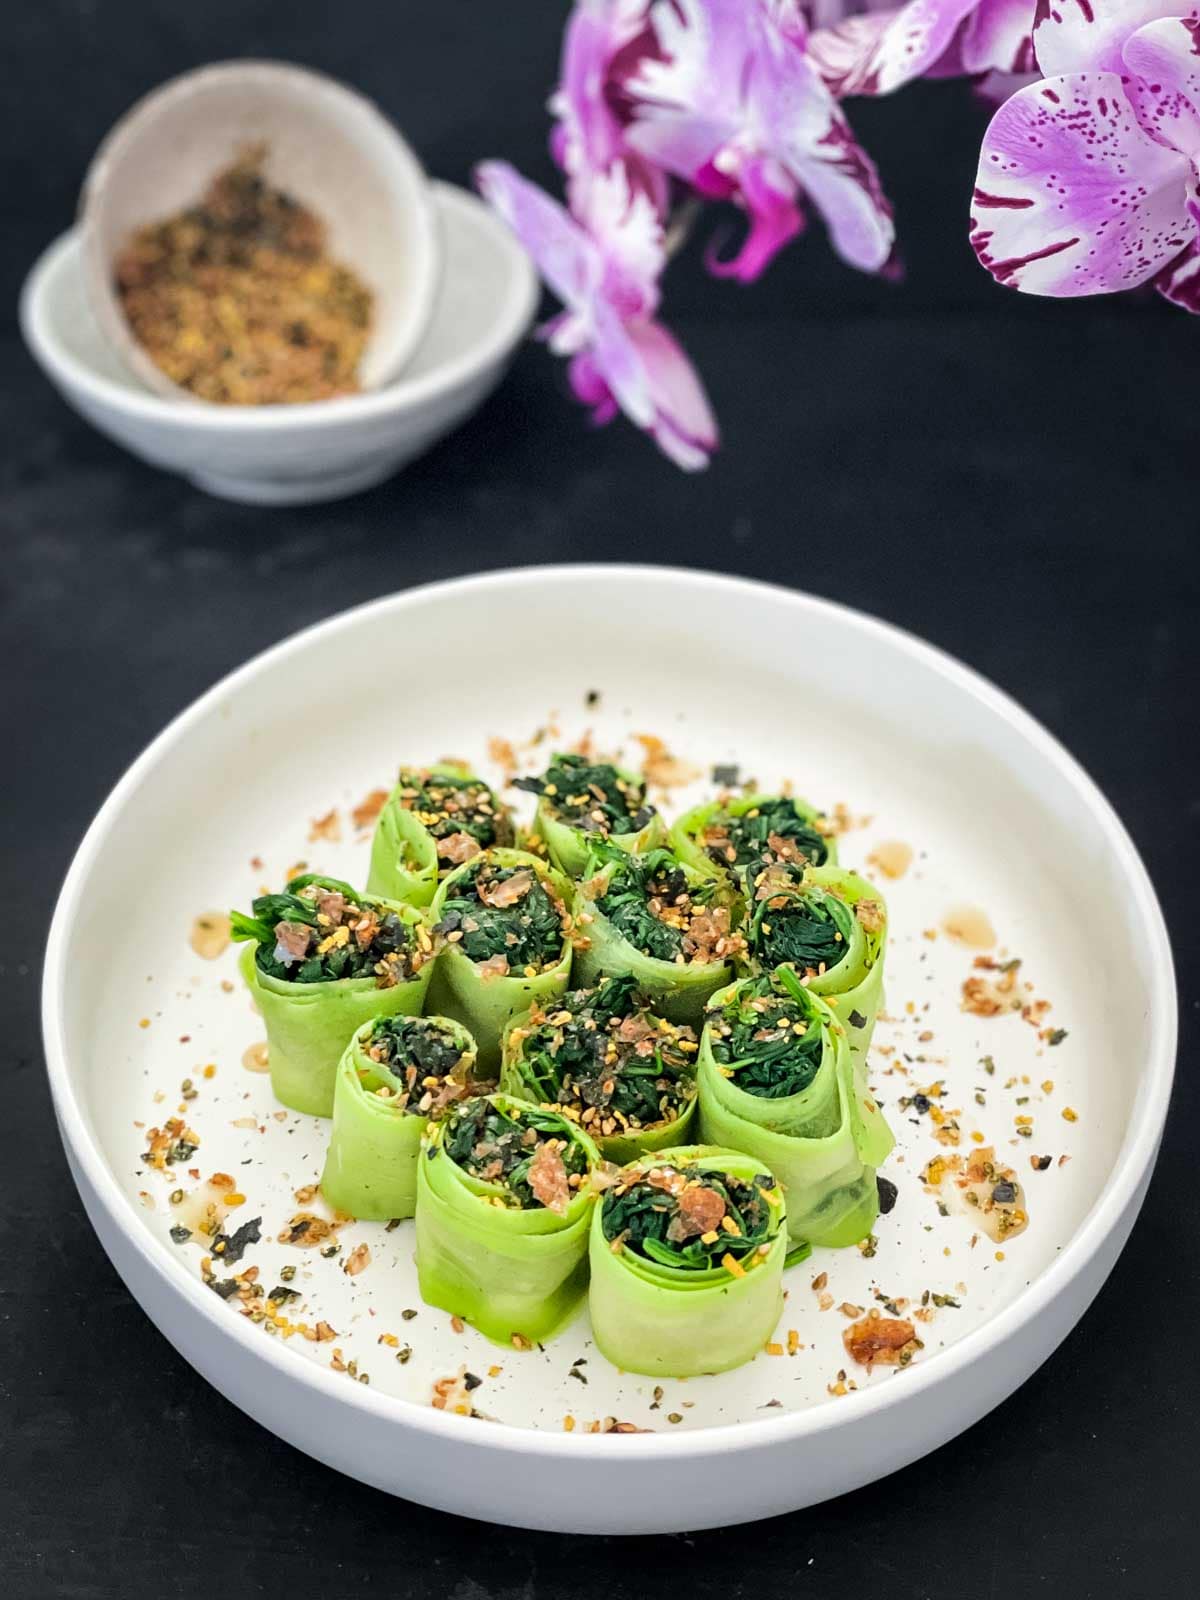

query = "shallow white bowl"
20;183;537;504
42;566;1175;1534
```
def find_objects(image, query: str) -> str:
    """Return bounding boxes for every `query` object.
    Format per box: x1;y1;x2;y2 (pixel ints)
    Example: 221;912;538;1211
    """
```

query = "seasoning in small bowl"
114;145;374;406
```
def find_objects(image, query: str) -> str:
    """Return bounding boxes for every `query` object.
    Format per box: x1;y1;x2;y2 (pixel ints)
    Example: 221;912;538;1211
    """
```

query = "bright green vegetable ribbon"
588;1146;787;1378
697;969;893;1248
319;1014;480;1221
425;848;576;1072
366;763;513;907
415;1093;600;1345
573;846;742;1026
233;878;435;1118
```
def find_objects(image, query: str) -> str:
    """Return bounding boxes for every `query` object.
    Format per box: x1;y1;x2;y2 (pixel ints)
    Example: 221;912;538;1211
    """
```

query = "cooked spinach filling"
593;847;725;964
395;767;512;855
708;967;826;1099
748;866;853;976
600;1164;777;1270
441;1099;590;1208
516;975;698;1134
362;1016;472;1115
434;859;566;971
704;796;830;876
231;874;421;986
515;753;655;837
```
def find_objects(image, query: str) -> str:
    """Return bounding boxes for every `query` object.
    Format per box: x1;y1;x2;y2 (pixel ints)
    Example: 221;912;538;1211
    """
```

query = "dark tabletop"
2;1;1197;1594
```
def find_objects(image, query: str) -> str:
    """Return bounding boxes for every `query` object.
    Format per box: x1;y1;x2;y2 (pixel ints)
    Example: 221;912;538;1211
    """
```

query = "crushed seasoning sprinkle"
115;145;373;405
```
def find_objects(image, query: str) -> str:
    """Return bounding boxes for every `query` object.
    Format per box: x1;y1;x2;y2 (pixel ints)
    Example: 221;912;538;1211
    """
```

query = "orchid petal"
808;0;981;97
705;156;805;280
1123;16;1200;160
567;349;620;424
970;72;1191;295
625;319;718;470
769;57;896;270
475;161;598;313
1032;0;1188;77
582;163;666;315
959;0;1038;74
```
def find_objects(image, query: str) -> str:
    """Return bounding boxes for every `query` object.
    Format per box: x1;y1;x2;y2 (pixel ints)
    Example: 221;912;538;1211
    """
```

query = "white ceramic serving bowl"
41;567;1175;1535
20;184;537;504
78;60;442;400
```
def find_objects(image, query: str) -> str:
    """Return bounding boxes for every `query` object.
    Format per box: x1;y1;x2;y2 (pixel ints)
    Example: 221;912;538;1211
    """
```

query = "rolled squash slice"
588;1147;787;1377
500;974;699;1164
366;763;514;907
320;1014;482;1221
426;848;576;1071
231;874;436;1117
697;967;893;1248
415;1093;600;1344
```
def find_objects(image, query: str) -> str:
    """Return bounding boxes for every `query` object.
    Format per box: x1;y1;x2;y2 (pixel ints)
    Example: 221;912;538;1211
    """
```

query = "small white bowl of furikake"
42;567;1176;1533
20;63;537;504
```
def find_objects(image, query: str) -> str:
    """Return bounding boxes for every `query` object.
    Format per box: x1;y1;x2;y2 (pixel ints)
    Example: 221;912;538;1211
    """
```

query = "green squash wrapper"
572;845;746;1026
231;875;436;1117
500;974;699;1164
319;1014;483;1221
513;752;664;878
425;849;576;1072
366;763;515;907
671;791;838;882
746;861;887;1065
697;968;894;1248
588;1146;787;1377
415;1093;600;1344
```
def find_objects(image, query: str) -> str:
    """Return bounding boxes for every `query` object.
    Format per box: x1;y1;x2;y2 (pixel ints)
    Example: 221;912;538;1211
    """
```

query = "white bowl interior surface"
44;570;1172;1476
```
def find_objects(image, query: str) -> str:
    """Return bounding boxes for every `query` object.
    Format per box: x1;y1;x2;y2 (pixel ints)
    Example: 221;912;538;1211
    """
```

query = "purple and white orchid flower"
808;0;1036;97
970;0;1200;307
476;159;718;469
549;0;668;213
624;0;895;280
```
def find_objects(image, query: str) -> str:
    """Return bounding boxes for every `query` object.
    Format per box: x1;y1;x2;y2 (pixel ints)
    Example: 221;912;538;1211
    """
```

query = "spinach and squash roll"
747;862;886;1059
231;875;436;1117
671;791;837;882
573;845;745;1025
415;1093;600;1344
697;968;893;1248
513;752;664;878
500;974;699;1164
426;848;575;1071
588;1148;787;1377
319;1014;482;1221
366;763;515;907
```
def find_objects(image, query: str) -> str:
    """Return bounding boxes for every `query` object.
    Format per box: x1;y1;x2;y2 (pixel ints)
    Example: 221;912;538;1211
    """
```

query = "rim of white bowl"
19;182;539;430
41;565;1177;1462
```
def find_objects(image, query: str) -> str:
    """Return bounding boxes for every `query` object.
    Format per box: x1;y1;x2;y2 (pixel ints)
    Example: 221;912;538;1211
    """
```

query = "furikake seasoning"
434;859;567;975
395;767;513;867
590;847;741;965
512;975;698;1139
515;753;656;838
361;1016;476;1118
701;796;831;879
707;967;827;1099
600;1163;779;1270
747;863;853;976
442;1099;590;1211
114;146;373;405
231;875;430;986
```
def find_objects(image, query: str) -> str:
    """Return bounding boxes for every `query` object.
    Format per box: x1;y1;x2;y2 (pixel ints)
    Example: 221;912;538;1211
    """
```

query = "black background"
2;2;1197;1594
